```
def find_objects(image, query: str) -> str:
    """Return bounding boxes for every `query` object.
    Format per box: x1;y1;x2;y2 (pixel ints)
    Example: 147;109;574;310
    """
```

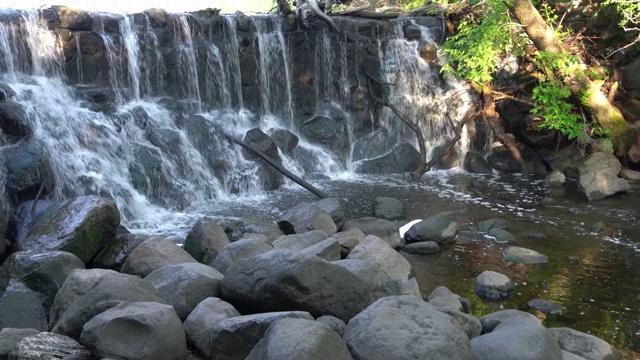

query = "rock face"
144;263;224;320
79;302;187;360
121;236;197;277
246;318;353;360
343;295;471;360
183;297;241;358
9;332;93;360
473;271;515;301
183;218;230;264
220;250;370;321
404;212;457;244
471;318;563;360
9;196;120;264
577;152;629;201
209;311;314;360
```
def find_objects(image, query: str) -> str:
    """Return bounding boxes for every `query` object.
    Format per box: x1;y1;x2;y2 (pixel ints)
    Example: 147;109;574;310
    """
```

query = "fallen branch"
224;134;328;199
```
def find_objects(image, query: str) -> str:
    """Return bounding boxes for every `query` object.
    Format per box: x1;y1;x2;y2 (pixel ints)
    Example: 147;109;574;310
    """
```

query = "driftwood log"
224;134;328;199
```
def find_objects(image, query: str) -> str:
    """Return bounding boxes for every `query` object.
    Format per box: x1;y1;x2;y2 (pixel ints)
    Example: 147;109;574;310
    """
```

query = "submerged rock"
547;327;621;360
528;299;566;315
503;246;548;264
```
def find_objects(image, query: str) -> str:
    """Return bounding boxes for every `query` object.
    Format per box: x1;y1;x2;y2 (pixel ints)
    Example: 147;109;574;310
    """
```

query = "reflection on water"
135;171;640;354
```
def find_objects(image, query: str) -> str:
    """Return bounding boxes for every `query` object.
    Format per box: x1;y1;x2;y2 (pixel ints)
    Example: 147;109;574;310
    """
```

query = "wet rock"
51;272;165;339
0;82;15;102
220;250;370;321
404;24;422;41
183;297;240;358
405;212;458;245
503;246;548;264
355;141;422;174
476;218;508;233
471;318;563;360
55;6;94;31
79;302;186;360
480;309;541;333
343;295;472;360
279;202;337;236
272;230;328;251
183;217;230;264
1;139;55;205
144;263;224;321
341;217;401;249
402;241;440;254
528;299;566;315
246;318;352;360
269;129;299;153
487;229;516;243
621;168;640;181
464;151;493;174
9;332;92;360
0;250;84;315
351;128;391;162
0;101;31;139
0;328;40;358
488;146;525;173
474;270;515;301
92;233;149;270
314;197;345;229
121;236;197;277
236;220;284;243
301;115;350;157
431;142;460;170
209;311;314;360
9;195;119;264
235;11;251;32
546;170;566;187
209;238;273;275
373;196;406;221
418;40;438;64
243;128;280;161
144;8;168;27
316;315;346;336
439;308;482;339
0;279;47;331
547;327;621;360
577;152;629;201
328;228;365;258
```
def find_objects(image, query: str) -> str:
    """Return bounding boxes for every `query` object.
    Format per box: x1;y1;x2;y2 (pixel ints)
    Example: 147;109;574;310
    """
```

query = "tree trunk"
506;0;630;155
481;84;529;176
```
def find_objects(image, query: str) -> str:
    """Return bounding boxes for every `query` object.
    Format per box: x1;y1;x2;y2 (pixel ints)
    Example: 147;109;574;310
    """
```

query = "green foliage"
603;0;640;29
531;80;587;141
441;0;523;85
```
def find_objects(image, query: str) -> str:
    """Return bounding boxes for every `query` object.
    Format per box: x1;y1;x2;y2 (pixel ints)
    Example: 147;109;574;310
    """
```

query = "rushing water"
0;7;638;355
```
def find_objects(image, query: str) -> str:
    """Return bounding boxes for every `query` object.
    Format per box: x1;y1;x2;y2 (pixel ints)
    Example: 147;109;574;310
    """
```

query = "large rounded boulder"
183;217;230;264
404;212;458;244
343;295;471;360
121;236;196;277
577;152;629;201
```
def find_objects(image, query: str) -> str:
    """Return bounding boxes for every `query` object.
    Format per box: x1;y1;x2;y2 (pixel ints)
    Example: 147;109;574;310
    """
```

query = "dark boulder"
0;82;16;102
351;128;391;162
0;279;47;331
373;196;406;221
301;115;350;157
183;297;240;358
279;202;337;236
55;6;94;31
243;128;280;161
92;233;149;270
355;141;422;174
183;217;230;264
463;151;492;174
121;236;197;278
1;139;55;205
404;212;458;245
0;101;31;139
269;128;299;153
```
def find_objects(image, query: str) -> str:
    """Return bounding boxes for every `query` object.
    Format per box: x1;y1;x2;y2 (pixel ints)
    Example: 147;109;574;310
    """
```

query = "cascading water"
0;8;470;236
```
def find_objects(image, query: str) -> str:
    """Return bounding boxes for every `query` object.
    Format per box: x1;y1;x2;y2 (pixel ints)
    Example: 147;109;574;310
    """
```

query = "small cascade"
203;43;232;109
121;14;141;100
222;16;243;108
0;22;17;82
138;14;165;97
253;16;294;125
74;34;83;84
172;15;202;107
97;17;126;104
20;10;65;78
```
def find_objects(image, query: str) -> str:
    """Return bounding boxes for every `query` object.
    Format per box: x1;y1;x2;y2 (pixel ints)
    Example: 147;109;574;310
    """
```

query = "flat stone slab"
503;246;548;264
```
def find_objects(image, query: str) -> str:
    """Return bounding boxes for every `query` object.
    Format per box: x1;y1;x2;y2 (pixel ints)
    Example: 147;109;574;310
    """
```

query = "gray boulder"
546;170;566;187
209;238;273;275
272;230;328;251
474;271;515;300
439;308;482;339
471;318;562;360
1;140;55;206
301;115;350;157
328;228;365;258
351;128;391;162
209;311;314;360
577;152;629;201
121;236;197;277
220;250;370;321
0;101;31;138
346;235;414;290
144;263;224;320
183;297;240;358
51;272;165;339
464;151;492;174
341;217;401;249
48;269;118;327
404;212;457;244
279;202;337;236
503;246;548;264
56;6;94;30
80;302;186;360
621;168;640;181
355;141;422;174
402;241;439;254
246;318;353;360
373;197;406;221
480;309;541;333
547;327;621;360
0;250;84;315
9;332;92;360
316;315;346;336
314;197;345;229
487;229;516;243
92;233;149;270
0;279;47;331
0;328;40;358
183;218;230;264
428;286;467;312
10;196;119;264
343;295;471;360
299;237;341;261
269;129;299;153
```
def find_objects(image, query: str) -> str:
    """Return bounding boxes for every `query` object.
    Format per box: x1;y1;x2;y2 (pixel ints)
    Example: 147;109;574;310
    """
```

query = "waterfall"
75;34;83;84
172;15;201;107
222;16;243;108
121;14;142;100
